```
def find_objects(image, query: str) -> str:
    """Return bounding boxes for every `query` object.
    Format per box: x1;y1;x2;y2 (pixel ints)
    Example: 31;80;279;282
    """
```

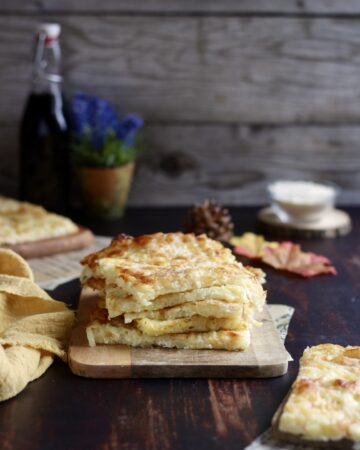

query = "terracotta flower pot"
77;162;135;219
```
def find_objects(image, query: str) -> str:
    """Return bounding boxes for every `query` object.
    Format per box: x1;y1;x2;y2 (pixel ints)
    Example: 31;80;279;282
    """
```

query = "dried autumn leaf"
262;242;337;277
231;233;336;277
230;232;278;258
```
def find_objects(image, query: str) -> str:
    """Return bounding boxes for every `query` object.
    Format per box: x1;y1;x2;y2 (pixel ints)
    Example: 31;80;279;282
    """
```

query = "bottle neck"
31;77;62;94
30;78;67;131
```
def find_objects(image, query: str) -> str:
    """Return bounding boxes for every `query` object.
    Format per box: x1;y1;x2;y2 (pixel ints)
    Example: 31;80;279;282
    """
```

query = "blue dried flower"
71;92;143;150
117;114;144;147
70;93;144;167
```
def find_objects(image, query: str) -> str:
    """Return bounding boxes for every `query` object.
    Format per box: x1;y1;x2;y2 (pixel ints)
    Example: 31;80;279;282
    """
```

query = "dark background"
1;207;360;450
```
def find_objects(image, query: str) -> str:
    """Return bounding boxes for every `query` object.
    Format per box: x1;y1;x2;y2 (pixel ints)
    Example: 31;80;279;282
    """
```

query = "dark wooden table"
1;207;359;450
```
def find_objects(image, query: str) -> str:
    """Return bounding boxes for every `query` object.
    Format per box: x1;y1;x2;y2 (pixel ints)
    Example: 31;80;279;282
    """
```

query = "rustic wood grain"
0;207;359;450
2;0;360;15
3;16;360;124
129;124;360;205
2;12;360;205
3;124;360;205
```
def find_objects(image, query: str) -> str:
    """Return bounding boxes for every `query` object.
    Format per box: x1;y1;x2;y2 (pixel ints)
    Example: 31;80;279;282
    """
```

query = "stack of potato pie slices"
80;232;266;351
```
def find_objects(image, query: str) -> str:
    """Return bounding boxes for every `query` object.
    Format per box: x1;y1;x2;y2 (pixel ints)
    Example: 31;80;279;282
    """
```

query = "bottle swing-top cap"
34;23;62;83
36;23;61;40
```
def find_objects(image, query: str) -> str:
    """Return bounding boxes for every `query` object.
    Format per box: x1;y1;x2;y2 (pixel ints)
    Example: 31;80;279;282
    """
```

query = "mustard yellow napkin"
0;249;74;401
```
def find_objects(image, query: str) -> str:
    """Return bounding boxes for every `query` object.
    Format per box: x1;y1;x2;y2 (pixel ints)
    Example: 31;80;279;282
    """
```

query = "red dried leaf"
262;242;337;277
234;245;258;259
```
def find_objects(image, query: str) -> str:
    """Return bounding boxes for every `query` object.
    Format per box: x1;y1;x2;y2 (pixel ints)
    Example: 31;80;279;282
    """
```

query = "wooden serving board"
69;290;289;378
3;226;94;259
258;207;352;239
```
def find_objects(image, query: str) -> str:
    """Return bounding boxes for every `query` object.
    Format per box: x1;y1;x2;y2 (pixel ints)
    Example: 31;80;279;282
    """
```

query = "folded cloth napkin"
0;249;74;401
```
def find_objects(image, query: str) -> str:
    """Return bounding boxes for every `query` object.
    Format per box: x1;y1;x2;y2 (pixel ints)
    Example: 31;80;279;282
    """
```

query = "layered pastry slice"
272;344;360;448
0;196;93;257
80;232;266;351
0;196;78;245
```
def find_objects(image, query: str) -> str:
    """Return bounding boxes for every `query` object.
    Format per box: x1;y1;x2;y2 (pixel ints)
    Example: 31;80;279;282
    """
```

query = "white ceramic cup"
268;180;337;223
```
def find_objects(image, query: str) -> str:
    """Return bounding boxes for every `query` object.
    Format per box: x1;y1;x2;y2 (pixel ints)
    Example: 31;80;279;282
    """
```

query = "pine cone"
184;200;234;242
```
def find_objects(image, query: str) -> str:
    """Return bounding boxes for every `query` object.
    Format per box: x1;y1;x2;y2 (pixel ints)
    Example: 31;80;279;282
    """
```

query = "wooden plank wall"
1;1;360;205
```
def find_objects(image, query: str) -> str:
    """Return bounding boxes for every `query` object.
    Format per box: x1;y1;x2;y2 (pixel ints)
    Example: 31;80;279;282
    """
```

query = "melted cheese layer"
86;320;251;350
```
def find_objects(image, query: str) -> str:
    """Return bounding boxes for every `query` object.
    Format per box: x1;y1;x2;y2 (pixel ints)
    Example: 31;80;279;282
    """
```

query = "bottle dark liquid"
19;23;69;213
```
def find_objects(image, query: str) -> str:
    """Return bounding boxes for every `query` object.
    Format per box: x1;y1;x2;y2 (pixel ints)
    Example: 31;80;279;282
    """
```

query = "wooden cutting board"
69;289;289;378
3;226;94;259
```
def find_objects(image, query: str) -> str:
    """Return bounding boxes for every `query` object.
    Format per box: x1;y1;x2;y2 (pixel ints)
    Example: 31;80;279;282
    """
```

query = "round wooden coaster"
258;207;352;239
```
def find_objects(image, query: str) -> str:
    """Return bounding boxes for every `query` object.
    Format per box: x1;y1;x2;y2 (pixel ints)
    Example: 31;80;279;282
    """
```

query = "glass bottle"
19;23;69;212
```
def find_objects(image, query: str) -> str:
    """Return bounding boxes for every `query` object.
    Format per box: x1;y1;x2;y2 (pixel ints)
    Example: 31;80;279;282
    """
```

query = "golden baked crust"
0;196;78;245
81;232;236;268
274;344;360;444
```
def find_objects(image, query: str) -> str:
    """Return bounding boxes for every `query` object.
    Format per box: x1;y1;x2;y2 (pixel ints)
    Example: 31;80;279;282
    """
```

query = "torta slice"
81;232;267;352
104;281;265;318
0;196;94;258
82;259;261;305
86;312;251;351
0;196;78;245
122;299;249;323
272;344;360;448
89;303;254;338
